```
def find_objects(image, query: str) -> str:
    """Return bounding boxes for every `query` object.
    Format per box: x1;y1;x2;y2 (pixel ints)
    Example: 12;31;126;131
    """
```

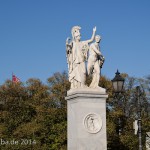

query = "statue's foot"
96;86;106;92
89;85;106;93
81;84;88;88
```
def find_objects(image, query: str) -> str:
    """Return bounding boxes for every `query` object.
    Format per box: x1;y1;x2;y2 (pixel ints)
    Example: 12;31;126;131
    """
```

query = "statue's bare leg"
88;59;94;75
90;61;100;88
90;73;96;88
94;61;100;87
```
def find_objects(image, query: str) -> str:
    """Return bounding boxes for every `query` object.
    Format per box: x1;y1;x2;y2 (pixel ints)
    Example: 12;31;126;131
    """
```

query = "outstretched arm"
86;27;96;43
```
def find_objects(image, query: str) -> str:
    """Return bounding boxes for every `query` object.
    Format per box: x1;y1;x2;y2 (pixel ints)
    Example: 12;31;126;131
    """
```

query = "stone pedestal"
65;88;108;150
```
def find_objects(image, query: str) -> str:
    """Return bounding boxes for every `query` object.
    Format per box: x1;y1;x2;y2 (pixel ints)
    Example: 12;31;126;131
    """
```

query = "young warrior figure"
87;35;105;88
66;26;96;89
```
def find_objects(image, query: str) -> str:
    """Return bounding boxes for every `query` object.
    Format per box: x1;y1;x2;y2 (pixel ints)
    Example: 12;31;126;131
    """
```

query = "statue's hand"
93;26;96;33
66;37;70;44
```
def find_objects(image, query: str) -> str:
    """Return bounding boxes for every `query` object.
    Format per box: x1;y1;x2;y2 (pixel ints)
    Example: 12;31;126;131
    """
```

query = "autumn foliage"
0;72;149;150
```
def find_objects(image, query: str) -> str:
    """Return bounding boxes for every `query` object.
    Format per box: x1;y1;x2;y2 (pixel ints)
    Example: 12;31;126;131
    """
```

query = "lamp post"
136;86;142;150
112;71;143;149
112;70;125;135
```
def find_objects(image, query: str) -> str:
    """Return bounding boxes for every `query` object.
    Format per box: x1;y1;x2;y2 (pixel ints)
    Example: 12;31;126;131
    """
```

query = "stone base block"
65;88;108;150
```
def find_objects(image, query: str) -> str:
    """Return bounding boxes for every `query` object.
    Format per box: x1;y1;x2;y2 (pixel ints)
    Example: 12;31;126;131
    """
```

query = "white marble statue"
87;35;105;88
66;26;96;89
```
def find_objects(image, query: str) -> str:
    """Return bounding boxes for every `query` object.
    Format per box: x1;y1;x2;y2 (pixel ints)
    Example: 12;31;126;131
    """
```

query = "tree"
0;72;149;150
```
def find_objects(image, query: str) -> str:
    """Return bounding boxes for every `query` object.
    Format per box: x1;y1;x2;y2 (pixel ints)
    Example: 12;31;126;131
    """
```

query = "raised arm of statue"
86;26;96;43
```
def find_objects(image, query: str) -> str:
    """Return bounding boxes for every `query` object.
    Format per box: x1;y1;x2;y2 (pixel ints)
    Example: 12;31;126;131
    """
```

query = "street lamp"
111;70;125;93
112;70;125;136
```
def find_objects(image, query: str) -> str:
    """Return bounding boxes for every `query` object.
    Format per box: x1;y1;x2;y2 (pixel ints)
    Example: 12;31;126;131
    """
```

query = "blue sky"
0;0;150;84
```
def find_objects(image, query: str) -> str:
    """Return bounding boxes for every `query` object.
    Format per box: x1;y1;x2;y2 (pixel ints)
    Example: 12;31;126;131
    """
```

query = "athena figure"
66;26;96;89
